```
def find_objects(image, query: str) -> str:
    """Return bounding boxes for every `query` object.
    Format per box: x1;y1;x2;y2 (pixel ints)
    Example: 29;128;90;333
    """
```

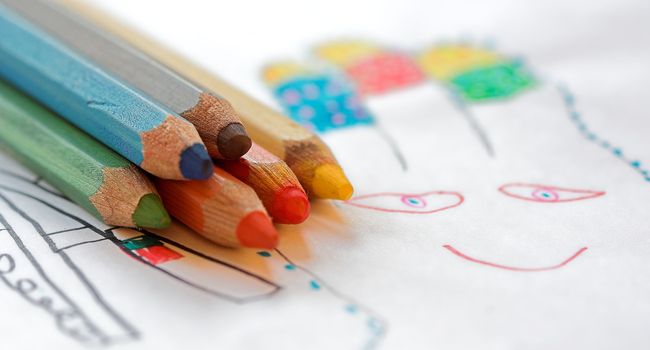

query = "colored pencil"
0;5;212;180
3;0;252;160
0;80;171;229
57;0;355;200
218;143;310;224
154;168;279;249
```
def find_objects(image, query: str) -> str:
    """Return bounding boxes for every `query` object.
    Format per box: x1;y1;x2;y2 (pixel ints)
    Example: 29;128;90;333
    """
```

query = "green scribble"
450;60;536;101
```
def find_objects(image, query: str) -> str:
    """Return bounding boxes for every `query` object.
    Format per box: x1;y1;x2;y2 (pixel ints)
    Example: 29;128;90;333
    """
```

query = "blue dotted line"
557;84;650;182
258;250;386;349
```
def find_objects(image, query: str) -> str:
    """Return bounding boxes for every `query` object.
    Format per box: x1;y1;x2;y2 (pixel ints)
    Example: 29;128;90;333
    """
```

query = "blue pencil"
0;4;213;180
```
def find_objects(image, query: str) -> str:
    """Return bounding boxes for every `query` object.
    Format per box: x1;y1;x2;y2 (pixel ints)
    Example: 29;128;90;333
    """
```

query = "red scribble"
345;53;425;95
498;183;605;203
442;245;588;272
344;191;464;214
134;245;183;266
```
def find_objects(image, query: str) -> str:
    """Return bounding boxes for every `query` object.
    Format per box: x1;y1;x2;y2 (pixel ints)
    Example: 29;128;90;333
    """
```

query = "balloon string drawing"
417;43;536;157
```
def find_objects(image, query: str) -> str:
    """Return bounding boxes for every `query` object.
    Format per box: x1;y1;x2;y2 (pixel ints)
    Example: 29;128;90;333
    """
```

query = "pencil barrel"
0;80;170;228
53;0;354;199
154;168;279;249
0;4;212;180
218;143;310;224
3;0;251;160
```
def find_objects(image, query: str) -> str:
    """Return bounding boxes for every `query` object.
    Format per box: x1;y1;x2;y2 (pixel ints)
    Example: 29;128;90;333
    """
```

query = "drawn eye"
498;183;605;203
344;191;464;214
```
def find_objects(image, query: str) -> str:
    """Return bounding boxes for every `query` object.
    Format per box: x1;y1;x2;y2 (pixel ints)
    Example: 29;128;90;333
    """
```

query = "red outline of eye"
344;191;464;214
442;245;588;272
498;183;605;203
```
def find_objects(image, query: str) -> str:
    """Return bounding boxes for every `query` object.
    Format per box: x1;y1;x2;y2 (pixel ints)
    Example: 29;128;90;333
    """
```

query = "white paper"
2;0;650;349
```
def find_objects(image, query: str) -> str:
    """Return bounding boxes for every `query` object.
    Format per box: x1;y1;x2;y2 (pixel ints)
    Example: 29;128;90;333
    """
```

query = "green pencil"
0;79;171;229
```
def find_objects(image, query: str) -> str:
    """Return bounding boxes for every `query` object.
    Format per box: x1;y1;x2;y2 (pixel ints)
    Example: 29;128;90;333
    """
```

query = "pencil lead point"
236;211;279;249
133;194;171;228
218;123;252;159
179;143;213;180
272;186;310;224
311;164;354;200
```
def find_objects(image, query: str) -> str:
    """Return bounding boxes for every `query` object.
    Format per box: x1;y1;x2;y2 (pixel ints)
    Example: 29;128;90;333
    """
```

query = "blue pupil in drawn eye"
532;188;559;201
401;195;427;208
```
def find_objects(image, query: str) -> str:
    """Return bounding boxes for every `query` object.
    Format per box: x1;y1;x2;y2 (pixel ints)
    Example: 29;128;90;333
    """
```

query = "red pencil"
154;167;279;248
218;143;310;224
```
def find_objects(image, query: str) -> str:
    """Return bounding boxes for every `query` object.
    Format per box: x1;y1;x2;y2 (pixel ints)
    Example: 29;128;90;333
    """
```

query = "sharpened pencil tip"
236;211;279;249
271;186;311;224
311;164;354;200
132;193;171;228
180;143;213;180
218;123;252;159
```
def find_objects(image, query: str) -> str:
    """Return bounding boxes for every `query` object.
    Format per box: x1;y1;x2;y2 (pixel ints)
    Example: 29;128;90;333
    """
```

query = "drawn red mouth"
442;245;588;272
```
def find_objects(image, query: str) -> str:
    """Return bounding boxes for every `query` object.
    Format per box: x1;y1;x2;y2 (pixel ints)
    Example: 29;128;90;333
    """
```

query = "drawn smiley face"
263;41;628;276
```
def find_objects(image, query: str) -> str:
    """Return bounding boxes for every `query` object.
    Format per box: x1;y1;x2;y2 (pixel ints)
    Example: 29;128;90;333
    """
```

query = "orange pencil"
218;143;310;224
154;168;278;249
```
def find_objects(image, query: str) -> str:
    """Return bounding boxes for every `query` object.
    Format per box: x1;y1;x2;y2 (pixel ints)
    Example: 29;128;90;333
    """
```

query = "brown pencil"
57;0;354;200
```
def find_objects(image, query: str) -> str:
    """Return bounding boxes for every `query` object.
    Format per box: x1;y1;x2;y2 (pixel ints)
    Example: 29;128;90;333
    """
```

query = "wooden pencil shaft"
54;0;354;199
2;0;201;114
217;141;310;223
0;80;166;228
4;0;253;160
54;0;312;156
219;143;301;197
0;4;210;180
155;168;268;248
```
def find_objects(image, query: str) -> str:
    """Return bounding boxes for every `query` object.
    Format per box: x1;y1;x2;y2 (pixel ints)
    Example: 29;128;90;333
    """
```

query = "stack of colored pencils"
0;0;354;250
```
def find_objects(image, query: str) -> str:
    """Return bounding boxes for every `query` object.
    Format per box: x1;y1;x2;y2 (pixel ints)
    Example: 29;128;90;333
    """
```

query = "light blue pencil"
0;4;213;180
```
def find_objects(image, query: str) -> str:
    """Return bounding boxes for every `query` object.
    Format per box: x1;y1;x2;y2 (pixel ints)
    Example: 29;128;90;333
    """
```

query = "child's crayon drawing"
443;245;589;272
265;41;538;160
0;157;382;348
557;84;650;183
417;43;537;156
120;235;184;266
498;183;606;203
3;18;649;347
344;191;464;214
417;44;536;102
263;61;408;170
314;41;425;95
256;249;386;350
263;62;374;133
